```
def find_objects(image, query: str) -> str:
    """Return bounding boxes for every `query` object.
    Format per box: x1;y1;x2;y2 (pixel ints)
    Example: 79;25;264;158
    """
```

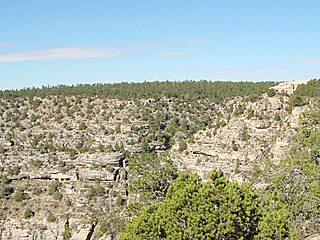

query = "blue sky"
1;0;320;90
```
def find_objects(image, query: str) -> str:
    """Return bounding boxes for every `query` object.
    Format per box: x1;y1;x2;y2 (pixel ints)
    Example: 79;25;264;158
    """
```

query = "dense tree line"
294;79;320;98
0;80;276;102
285;79;320;112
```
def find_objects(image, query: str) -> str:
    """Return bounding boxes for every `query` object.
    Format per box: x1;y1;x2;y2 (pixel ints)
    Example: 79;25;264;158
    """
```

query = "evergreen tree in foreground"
121;170;260;240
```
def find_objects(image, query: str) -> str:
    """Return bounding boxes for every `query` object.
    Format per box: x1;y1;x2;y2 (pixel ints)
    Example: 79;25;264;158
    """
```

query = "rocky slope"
171;94;309;184
0;91;314;239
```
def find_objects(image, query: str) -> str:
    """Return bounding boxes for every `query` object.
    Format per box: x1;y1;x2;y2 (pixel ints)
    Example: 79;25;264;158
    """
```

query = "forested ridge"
0;80;276;102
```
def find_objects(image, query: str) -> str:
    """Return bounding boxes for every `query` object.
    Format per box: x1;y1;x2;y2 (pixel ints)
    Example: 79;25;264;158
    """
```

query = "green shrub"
0;186;13;199
91;184;105;197
12;166;20;175
291;96;307;107
106;165;114;173
116;195;125;206
59;167;68;174
65;199;71;207
99;220;110;233
267;88;276;97
240;126;251;142
47;212;56;222
274;113;281;121
178;140;187;152
32;188;42;196
48;181;60;195
115;124;121;134
63;222;71;240
232;140;238;151
79;122;87;130
53;191;63;200
13;188;28;202
1;175;10;184
24;208;34;219
128;152;177;200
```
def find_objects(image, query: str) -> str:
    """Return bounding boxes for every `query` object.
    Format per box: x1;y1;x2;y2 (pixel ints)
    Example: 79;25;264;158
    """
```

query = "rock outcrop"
171;95;308;183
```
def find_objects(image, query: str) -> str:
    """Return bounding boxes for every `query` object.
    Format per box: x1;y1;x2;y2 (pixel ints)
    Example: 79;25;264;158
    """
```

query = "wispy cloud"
209;70;319;76
293;58;320;63
156;38;215;48
0;46;126;62
245;65;298;70
151;50;204;56
0;43;15;47
0;38;213;63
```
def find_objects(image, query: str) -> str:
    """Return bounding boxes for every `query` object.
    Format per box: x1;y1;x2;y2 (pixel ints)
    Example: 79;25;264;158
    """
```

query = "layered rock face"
171;95;309;184
0;151;126;240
